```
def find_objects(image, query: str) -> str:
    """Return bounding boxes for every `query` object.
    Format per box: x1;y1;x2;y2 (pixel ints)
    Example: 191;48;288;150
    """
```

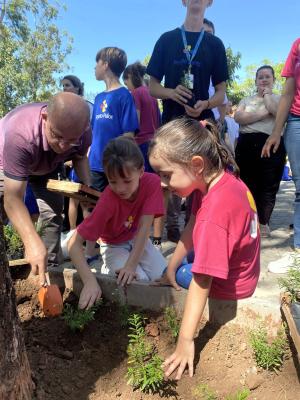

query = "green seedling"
278;257;300;302
250;325;287;371
127;313;164;393
4;222;46;260
4;224;24;260
225;388;250;400
63;301;102;332
164;306;180;340
193;383;218;400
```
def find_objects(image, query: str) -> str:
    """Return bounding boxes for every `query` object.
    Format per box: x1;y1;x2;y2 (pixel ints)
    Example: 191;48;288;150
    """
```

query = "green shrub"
278;257;300;302
63;301;102;332
164;306;180;340
193;384;218;400
225;388;250;400
4;225;24;260
127;313;164;393
250;325;287;371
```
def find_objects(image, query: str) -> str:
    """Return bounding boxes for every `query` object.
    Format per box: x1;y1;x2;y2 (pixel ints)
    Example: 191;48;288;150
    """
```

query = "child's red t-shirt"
191;172;260;300
282;38;300;116
77;173;164;244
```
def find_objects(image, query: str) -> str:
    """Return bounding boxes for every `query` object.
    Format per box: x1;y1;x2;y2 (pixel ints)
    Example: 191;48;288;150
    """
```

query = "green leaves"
0;0;73;117
250;325;287;371
62;301;102;332
164;306;180;340
278;256;300;302
126;313;164;393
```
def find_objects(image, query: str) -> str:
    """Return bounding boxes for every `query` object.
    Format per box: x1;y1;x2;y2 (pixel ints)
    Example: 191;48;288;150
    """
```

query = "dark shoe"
167;229;181;243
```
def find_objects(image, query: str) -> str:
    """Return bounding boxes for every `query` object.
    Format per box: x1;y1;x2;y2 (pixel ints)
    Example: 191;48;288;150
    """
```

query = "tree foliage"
226;46;241;87
0;0;72;117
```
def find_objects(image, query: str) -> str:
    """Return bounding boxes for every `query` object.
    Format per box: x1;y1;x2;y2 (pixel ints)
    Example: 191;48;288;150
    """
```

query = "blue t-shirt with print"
89;87;139;172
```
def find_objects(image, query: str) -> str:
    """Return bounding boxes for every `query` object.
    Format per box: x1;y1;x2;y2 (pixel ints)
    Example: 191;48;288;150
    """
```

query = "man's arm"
149;76;192;106
4;177;47;285
185;81;227;119
72;154;91;186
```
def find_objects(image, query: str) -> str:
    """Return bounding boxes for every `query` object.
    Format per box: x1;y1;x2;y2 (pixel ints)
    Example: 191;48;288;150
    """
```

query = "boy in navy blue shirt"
89;47;139;191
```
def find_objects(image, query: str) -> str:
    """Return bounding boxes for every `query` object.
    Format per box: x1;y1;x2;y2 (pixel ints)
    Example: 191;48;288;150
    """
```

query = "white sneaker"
268;251;300;274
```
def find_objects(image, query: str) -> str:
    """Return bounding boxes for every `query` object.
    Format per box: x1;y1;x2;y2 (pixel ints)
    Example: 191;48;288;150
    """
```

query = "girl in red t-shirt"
149;117;260;380
68;137;166;309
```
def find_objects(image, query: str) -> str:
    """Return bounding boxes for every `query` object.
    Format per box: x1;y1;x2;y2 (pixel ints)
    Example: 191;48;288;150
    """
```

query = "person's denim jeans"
284;113;300;248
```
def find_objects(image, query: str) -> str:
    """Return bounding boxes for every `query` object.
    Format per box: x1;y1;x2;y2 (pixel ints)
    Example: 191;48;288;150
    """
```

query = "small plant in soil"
278;257;300;302
193;383;218;400
250;325;287;371
63;301;102;332
225;388;250;400
164;306;180;340
127;313;164;393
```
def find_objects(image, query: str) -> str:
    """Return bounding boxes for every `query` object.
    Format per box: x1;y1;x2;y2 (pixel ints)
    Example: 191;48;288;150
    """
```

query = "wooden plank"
46;179;101;204
281;302;300;355
9;258;28;267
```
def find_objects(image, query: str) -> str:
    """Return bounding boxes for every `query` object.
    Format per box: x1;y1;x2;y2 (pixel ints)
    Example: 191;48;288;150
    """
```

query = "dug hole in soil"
13;267;300;400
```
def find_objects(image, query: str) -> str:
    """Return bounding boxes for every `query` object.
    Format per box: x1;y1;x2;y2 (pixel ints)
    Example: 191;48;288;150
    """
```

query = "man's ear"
191;156;205;175
140;166;145;177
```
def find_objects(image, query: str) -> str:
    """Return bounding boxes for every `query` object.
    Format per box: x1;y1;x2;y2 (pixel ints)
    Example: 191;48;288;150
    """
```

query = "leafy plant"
193;384;218;400
4;224;24;260
164;306;180;340
4;222;46;260
127;313;164;393
278;257;300;302
62;301;102;332
250;325;287;371
225;388;250;400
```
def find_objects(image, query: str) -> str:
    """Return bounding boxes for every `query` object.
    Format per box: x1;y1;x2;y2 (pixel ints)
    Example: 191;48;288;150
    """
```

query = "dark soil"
13;274;300;400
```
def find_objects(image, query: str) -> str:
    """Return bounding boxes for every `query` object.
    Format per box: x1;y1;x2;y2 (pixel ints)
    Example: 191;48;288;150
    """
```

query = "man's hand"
261;134;281;158
116;266;137;286
184;100;208;118
25;239;48;286
79;277;102;309
170;85;192;106
163;337;195;380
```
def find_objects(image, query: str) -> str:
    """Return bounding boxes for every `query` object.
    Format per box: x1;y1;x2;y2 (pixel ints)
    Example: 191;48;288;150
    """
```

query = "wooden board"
281;302;300;356
47;180;101;204
9;258;28;267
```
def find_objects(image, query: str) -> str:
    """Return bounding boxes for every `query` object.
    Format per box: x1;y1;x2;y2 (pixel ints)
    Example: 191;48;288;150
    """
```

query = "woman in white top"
235;65;285;237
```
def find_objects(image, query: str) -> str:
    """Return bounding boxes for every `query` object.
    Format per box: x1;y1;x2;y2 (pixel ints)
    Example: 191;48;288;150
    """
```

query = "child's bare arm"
159;215;195;290
116;214;153;286
163;273;212;380
68;230;102;309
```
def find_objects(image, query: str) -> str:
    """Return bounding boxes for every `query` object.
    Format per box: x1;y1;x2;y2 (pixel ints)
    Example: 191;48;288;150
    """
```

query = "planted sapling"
127;313;164;393
250;325;287;371
63;300;102;332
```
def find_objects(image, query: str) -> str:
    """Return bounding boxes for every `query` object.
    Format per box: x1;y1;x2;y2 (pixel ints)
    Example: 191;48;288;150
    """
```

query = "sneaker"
260;224;271;238
268;251;300;274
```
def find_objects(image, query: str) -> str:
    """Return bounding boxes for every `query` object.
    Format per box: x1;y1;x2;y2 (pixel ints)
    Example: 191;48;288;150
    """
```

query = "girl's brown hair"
149;117;239;178
123;61;147;88
103;137;144;179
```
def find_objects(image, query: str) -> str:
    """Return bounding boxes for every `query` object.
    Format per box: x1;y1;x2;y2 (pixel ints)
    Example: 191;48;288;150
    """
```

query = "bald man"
0;92;92;284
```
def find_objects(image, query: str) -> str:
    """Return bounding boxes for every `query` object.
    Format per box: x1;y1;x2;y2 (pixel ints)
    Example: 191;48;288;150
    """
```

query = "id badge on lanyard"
185;66;194;89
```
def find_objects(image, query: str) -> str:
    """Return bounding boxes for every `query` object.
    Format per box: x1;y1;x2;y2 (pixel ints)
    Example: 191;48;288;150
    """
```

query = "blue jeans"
284;113;300;248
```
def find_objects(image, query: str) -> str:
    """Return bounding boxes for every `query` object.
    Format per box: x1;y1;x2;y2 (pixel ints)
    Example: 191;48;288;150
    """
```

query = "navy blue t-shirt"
89;87;139;172
147;28;229;123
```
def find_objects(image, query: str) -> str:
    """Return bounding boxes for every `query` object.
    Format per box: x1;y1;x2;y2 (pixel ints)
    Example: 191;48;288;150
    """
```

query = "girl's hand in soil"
116;266;137;286
153;269;181;291
163;337;195;380
79;278;102;309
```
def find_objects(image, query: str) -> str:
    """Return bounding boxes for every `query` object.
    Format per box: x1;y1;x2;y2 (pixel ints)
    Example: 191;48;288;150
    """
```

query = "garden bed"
14;275;300;400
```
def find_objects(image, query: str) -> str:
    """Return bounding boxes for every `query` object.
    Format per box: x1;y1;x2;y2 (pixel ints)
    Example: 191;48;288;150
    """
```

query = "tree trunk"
0;203;33;400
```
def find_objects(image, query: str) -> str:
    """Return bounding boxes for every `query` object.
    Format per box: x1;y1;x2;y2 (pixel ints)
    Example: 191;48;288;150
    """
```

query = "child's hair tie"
199;119;208;128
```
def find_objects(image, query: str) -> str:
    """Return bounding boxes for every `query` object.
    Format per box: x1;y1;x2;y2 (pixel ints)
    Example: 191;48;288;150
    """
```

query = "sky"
57;0;299;95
